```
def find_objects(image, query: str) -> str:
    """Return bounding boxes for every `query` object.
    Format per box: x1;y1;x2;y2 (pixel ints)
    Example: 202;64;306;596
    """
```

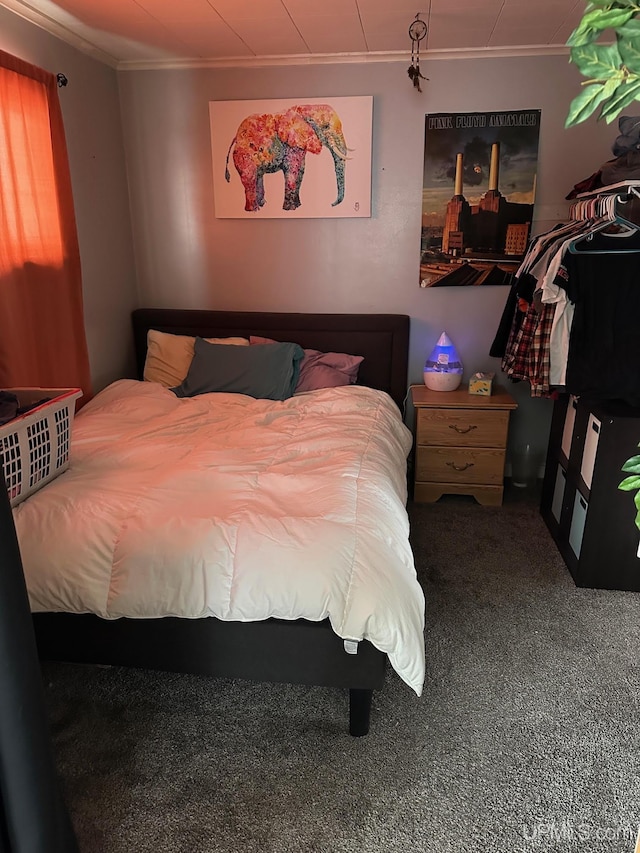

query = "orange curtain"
0;49;91;398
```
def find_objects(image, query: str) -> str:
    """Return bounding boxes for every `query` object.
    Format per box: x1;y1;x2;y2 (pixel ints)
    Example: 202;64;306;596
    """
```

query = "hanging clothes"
491;183;640;406
554;229;640;406
489;222;575;361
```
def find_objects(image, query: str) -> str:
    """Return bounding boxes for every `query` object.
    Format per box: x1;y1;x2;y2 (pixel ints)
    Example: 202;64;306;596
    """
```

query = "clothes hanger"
568;200;640;254
568;220;640;254
530;218;585;255
613;186;640;230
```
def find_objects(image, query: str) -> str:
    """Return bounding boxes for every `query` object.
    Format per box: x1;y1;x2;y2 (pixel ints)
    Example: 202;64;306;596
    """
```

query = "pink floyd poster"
420;110;541;287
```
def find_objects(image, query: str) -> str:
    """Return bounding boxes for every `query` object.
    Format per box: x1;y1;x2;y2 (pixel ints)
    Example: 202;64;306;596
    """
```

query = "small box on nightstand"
468;372;495;396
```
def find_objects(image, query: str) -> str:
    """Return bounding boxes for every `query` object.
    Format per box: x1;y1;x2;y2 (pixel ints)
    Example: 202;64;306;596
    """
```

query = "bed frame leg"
349;688;373;737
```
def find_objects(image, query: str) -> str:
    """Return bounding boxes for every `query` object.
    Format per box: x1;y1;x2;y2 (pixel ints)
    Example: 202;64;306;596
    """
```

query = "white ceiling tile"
366;30;421;51
504;0;574;5
302;30;368;53
136;0;221;21
54;0;145;14
550;3;584;42
360;11;424;36
93;22;199;56
294;15;367;53
159;21;253;55
429;0;502;11
489;25;558;46
427;27;494;50
83;30;181;60
293;12;364;36
357;0;431;13
209;0;291;21
284;0;359;16
495;3;570;26
227;19;309;54
168;26;233;45
52;0;155;25
104;18;182;43
429;8;500;31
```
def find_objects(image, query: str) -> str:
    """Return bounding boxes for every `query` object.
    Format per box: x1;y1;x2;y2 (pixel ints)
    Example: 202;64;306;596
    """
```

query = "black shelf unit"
541;393;640;591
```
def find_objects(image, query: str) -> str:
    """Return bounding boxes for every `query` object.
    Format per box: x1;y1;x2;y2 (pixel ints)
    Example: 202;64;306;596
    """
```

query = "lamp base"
423;372;462;392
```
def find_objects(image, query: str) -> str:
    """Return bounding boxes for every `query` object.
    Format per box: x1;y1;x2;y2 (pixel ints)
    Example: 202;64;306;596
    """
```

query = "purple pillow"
250;336;363;392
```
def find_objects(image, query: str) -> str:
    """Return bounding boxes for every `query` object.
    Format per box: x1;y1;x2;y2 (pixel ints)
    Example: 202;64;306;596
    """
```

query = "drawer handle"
446;461;475;472
449;424;477;434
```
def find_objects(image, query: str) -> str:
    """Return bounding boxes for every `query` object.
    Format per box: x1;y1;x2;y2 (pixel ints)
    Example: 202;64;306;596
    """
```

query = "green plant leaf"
619;475;640;490
617;17;640;38
566;5;640;138
600;78;640;120
635;490;640;510
580;7;636;30
565;83;614;126
622;454;640;473
618;35;640;67
587;0;638;6
603;74;623;97
570;42;623;78
567;23;599;46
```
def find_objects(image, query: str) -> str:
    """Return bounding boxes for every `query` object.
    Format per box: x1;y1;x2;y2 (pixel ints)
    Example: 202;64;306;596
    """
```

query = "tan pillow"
144;329;249;388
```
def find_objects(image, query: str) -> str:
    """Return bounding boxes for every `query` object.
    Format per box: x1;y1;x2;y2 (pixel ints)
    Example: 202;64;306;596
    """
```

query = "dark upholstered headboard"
132;309;409;409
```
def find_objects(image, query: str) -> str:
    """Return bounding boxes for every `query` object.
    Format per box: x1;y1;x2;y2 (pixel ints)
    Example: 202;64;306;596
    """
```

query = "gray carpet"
43;489;640;853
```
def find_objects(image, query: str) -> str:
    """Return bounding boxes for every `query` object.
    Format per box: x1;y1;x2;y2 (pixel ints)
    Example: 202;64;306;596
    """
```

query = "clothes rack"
534;183;640;592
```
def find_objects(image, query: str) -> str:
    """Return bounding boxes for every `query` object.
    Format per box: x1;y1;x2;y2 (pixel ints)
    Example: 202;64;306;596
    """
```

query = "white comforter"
14;380;425;695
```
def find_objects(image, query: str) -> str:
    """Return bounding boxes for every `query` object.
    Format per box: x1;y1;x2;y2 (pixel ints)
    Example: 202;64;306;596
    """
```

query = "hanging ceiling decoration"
407;13;428;92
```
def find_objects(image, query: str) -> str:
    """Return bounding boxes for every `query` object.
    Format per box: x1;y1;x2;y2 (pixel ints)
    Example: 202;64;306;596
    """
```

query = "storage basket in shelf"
1;388;82;507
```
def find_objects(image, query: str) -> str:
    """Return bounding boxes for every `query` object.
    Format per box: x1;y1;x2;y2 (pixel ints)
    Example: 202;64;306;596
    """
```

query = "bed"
22;309;425;736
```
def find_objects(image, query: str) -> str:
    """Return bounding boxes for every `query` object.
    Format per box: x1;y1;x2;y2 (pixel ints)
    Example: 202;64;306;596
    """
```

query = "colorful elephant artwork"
224;104;349;213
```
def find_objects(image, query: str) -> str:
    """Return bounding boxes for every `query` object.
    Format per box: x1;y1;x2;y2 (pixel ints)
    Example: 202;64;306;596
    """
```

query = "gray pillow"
171;337;305;401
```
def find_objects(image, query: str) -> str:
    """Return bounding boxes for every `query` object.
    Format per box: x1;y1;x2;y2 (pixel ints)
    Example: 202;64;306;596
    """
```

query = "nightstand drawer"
416;446;506;485
410;384;517;506
417;408;510;448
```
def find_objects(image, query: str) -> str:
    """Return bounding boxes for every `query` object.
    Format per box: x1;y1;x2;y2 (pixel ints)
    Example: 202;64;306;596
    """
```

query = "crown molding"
0;0;119;67
117;44;570;72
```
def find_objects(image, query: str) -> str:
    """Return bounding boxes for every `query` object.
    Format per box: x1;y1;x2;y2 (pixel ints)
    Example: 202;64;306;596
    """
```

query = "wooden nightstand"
411;384;517;506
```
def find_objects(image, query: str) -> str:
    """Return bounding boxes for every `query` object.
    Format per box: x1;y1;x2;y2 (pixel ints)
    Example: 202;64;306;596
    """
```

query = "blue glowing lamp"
423;332;463;391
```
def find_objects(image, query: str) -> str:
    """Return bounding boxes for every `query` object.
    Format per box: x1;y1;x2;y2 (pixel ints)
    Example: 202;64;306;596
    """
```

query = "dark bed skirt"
32;614;387;735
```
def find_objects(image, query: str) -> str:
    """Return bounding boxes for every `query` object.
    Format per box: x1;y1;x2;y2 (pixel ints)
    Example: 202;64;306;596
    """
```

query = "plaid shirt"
502;302;536;381
528;301;555;398
502;297;556;398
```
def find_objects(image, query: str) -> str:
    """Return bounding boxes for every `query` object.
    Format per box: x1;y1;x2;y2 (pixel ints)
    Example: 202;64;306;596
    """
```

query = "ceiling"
1;0;582;69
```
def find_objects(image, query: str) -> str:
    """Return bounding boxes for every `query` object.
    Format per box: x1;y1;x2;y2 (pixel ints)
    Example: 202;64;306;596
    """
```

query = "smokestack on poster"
488;142;500;192
454;153;464;196
442;152;470;253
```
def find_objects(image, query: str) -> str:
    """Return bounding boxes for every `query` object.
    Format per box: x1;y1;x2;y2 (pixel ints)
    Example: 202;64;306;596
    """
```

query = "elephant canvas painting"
210;96;372;219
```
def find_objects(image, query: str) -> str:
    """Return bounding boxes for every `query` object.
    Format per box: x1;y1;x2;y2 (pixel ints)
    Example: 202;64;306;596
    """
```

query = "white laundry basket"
1;388;82;507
